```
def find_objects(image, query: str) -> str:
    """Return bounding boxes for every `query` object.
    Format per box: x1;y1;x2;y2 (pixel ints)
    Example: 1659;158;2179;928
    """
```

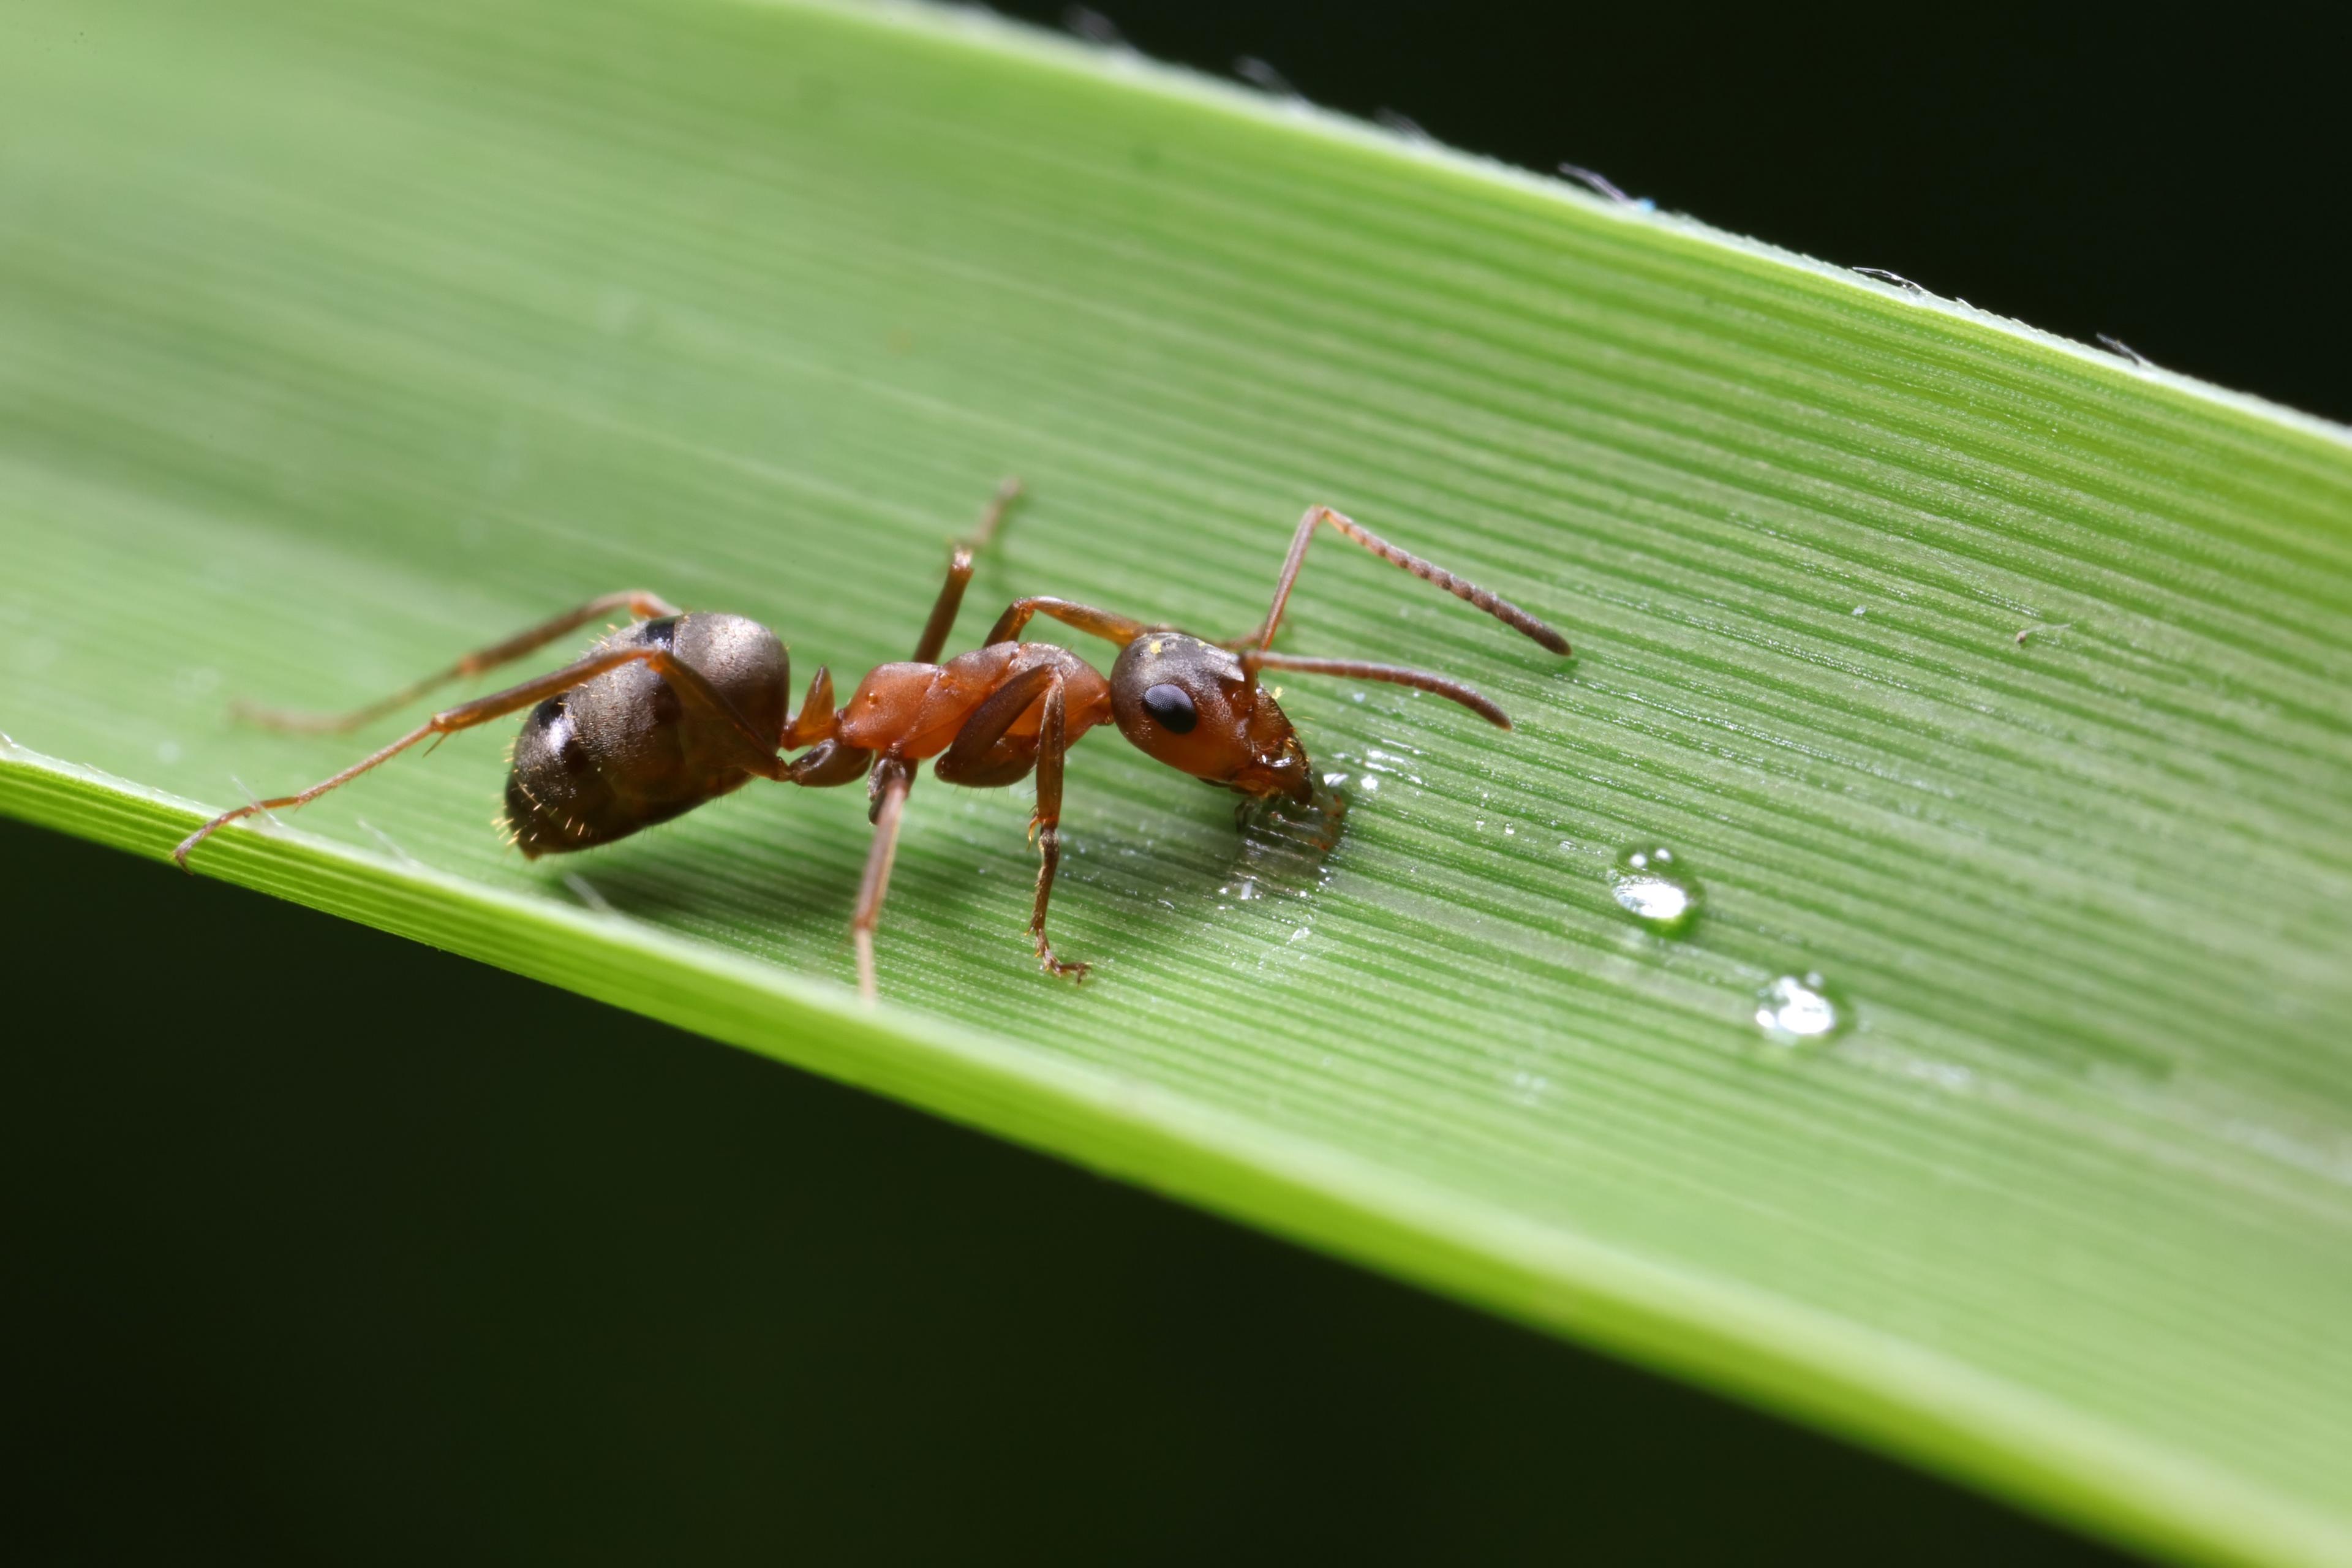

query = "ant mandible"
172;484;1571;998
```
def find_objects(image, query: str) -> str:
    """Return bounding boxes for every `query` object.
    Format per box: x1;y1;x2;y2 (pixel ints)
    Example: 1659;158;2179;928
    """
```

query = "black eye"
1141;682;1197;734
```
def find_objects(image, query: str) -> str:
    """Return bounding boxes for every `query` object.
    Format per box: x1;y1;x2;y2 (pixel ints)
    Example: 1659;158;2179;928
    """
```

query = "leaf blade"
4;1;2350;1562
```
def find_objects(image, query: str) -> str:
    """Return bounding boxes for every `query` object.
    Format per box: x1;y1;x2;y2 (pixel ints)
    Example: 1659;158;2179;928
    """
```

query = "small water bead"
1609;845;1703;936
1755;972;1845;1046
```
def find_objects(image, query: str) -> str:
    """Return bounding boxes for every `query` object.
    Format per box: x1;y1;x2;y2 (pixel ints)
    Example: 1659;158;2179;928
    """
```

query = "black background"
17;0;2335;1559
4;821;2130;1564
1006;1;2350;426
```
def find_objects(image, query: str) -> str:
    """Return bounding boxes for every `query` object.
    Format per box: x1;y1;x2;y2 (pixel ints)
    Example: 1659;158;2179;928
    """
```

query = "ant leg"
173;643;775;867
936;663;1055;787
1243;649;1514;729
933;662;1085;976
235;591;684;734
1234;505;1570;655
911;477;1024;664
983;597;1150;648
850;755;916;1003
1027;671;1087;981
839;478;1024;1000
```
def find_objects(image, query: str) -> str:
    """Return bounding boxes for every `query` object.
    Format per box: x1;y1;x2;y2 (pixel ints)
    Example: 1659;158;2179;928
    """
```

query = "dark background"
18;0;2335;1559
3;820;2131;1564
1012;1;2351;427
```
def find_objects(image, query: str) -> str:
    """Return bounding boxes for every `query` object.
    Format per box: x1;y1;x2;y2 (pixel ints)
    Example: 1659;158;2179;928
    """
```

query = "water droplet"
1608;845;1703;935
1754;972;1845;1046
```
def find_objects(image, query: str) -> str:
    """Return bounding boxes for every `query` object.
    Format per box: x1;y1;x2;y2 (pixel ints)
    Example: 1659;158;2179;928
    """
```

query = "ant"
173;484;1571;998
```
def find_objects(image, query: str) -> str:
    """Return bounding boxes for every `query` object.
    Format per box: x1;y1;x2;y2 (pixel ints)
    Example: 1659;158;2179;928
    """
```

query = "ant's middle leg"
173;642;781;867
235;590;684;734
840;477;1025;1001
850;753;916;1003
910;477;1023;665
846;662;1057;1001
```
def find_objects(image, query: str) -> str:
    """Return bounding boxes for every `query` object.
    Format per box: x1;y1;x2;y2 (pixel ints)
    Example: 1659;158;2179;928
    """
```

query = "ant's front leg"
937;662;1088;981
1026;671;1085;981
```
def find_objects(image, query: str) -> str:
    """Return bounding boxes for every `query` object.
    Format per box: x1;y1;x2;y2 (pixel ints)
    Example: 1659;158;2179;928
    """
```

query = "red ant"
173;484;1571;997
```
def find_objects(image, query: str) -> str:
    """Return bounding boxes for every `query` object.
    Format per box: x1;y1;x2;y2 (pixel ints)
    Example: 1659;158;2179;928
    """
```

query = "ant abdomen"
503;612;790;857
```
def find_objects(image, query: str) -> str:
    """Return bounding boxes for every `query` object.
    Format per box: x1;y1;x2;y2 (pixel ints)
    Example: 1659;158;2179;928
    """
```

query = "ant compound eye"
1140;682;1197;734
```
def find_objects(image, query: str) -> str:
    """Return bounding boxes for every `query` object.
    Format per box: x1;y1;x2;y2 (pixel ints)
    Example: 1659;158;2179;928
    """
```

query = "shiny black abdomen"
502;612;789;857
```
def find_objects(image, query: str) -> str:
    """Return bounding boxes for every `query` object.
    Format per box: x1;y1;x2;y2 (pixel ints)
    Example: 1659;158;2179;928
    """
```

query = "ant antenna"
1243;650;1512;728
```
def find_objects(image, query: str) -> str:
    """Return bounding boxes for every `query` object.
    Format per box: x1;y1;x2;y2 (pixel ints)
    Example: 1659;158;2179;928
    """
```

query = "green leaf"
5;1;2348;1561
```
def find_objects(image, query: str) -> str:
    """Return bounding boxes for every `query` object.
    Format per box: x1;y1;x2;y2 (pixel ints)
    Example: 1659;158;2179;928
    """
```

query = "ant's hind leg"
236;590;684;734
173;642;771;869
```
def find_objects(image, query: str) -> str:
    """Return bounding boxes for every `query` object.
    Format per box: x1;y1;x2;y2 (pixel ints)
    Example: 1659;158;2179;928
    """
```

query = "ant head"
1109;632;1311;807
